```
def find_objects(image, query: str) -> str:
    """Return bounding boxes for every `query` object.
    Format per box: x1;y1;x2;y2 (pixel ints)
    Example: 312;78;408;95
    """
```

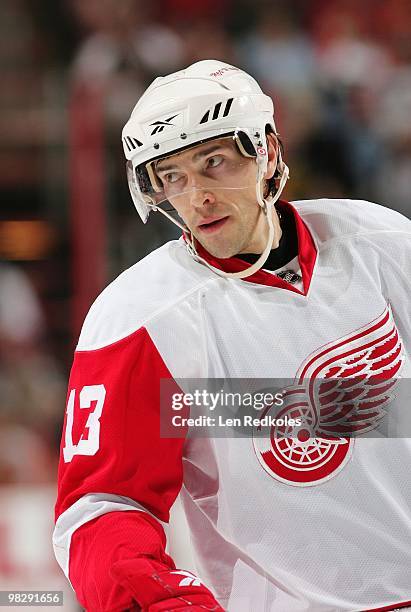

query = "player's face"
154;137;275;258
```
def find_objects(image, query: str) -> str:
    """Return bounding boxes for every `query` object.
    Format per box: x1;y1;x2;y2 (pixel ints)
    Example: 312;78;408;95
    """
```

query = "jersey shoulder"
292;198;410;245
77;239;211;351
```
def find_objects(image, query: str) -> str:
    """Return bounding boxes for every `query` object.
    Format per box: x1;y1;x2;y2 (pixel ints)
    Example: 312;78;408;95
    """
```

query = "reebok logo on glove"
170;570;202;587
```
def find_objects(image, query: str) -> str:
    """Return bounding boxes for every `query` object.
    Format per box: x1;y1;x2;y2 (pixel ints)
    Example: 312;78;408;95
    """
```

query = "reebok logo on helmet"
149;114;180;135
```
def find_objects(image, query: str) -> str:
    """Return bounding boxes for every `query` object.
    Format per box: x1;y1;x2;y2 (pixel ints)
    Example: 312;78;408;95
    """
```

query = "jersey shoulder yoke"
77;240;211;351
292;198;410;246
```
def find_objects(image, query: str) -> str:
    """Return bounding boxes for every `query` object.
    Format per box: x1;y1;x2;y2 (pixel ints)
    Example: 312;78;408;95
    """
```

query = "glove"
110;557;225;611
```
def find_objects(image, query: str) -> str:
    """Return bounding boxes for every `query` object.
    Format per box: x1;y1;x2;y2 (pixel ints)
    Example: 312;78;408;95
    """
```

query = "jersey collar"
184;200;318;295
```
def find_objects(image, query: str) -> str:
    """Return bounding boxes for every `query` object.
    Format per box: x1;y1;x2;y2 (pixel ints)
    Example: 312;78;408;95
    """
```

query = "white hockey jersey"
54;199;411;612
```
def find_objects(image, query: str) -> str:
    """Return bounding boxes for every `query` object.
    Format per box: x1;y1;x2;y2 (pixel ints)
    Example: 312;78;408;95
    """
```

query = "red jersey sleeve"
53;326;186;611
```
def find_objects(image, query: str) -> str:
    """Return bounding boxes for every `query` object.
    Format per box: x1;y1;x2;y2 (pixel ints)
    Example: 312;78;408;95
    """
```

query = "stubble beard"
194;219;254;259
195;232;243;259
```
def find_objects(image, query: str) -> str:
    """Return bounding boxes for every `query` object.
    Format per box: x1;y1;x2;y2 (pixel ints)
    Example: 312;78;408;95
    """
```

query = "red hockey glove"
110;557;225;611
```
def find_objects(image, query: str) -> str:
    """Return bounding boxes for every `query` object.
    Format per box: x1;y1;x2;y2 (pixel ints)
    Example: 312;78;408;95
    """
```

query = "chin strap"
153;158;290;280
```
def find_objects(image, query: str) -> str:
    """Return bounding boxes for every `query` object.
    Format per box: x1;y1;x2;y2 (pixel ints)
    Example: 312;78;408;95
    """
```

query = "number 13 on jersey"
63;385;106;463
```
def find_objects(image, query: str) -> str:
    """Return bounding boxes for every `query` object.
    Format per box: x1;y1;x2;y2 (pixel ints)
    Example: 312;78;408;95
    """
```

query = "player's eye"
163;171;182;184
206;155;224;169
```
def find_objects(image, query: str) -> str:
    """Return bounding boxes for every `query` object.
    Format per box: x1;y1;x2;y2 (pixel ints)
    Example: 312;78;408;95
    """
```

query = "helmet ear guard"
235;131;257;158
234;128;285;199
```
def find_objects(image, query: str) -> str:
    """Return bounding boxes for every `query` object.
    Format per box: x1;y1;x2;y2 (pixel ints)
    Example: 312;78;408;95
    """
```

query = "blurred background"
0;0;410;608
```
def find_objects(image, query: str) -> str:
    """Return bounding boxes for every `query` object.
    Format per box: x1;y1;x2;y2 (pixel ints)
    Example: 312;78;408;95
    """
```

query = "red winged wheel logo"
253;305;404;486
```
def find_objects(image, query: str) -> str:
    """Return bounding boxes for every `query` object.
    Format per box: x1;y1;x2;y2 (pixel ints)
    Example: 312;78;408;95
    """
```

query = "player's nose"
189;186;216;208
181;168;217;209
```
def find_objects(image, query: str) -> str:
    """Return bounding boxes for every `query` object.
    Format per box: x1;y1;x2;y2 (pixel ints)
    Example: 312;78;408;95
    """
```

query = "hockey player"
53;60;411;611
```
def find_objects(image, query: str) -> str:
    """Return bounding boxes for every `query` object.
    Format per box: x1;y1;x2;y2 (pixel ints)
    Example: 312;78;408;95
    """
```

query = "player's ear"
264;133;279;180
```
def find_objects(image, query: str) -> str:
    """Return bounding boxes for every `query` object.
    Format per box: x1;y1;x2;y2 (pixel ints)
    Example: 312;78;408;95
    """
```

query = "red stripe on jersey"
363;601;411;611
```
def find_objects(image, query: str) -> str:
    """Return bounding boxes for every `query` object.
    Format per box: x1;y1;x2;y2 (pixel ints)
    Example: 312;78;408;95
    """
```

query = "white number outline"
63;384;106;463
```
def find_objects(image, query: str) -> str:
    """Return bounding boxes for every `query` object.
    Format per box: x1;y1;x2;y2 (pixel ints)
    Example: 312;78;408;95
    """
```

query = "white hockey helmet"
122;59;289;278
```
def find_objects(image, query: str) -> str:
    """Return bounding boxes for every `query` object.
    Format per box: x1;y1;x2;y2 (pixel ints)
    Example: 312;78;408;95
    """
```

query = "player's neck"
238;208;282;255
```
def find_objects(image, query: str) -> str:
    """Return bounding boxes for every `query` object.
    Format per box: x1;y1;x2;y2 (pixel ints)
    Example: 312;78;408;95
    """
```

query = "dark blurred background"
0;0;410;604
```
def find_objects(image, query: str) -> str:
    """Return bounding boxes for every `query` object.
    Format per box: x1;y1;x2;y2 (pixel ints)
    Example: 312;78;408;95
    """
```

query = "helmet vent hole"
212;102;222;120
200;110;210;124
222;98;234;117
123;137;143;151
199;98;234;125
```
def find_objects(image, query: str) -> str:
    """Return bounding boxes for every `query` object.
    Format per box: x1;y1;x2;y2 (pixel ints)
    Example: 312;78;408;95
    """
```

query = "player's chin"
197;237;239;259
192;223;241;259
